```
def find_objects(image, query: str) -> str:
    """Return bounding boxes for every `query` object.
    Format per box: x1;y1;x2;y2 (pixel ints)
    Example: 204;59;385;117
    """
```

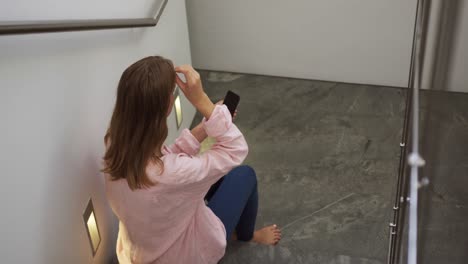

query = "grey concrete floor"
191;71;407;263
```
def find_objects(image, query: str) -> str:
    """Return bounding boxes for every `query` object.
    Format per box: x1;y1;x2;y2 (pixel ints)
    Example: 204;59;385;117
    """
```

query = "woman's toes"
253;225;282;246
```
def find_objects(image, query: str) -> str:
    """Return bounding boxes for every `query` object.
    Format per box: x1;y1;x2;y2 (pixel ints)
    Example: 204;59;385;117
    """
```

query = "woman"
103;56;281;264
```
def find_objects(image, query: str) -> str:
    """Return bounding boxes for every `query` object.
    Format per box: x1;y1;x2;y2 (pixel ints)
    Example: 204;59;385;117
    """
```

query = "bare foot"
252;224;281;245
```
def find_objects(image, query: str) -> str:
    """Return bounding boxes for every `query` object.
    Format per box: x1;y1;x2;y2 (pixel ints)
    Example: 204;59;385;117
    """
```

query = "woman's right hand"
174;65;204;106
175;65;215;119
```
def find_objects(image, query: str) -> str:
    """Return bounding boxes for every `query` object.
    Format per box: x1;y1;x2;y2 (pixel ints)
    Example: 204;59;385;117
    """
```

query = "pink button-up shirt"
105;105;249;264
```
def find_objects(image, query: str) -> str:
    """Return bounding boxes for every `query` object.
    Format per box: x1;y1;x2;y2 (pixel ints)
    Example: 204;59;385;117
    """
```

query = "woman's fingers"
175;66;192;86
175;65;198;84
175;75;187;90
176;64;196;75
174;65;191;74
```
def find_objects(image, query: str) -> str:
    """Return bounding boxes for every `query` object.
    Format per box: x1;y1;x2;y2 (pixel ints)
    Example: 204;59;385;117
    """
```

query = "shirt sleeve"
162;128;201;156
163;105;249;187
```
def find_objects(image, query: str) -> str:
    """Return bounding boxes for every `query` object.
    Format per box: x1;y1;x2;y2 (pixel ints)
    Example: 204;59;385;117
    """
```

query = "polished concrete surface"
191;71;468;264
191;71;407;263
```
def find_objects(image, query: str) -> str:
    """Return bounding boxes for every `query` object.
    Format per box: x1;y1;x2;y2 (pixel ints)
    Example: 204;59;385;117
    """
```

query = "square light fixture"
83;199;101;256
174;87;183;129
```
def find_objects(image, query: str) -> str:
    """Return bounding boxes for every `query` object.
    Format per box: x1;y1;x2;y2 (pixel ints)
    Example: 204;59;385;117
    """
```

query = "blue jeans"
206;165;258;241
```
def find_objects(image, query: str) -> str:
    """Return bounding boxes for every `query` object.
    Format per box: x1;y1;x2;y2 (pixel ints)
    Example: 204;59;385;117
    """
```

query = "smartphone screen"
223;90;240;117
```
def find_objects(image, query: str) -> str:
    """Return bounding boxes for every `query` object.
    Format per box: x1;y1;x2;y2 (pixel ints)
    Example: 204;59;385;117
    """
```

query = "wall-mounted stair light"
83;199;101;256
174;87;183;129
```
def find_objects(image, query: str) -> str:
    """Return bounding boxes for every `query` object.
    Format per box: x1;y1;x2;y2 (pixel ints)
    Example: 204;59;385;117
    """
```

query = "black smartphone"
223;90;240;117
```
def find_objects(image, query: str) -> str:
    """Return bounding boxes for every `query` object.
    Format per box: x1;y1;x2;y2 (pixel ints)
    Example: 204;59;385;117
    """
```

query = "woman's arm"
163;65;213;156
175;65;215;120
191;122;208;143
165;65;248;187
190;100;227;143
162;102;223;156
163;105;248;186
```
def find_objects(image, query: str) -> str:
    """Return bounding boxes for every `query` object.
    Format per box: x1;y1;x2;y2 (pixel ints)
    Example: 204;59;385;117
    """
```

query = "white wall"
0;1;195;263
446;2;468;92
186;0;418;87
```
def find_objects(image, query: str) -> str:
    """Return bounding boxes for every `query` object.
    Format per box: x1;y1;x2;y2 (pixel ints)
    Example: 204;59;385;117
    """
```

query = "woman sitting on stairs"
102;56;281;264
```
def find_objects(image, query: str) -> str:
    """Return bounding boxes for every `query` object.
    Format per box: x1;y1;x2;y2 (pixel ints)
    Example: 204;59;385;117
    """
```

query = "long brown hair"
103;56;175;190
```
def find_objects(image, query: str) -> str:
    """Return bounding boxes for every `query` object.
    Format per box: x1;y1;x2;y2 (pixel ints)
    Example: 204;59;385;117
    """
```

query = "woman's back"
105;105;248;263
105;168;226;263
